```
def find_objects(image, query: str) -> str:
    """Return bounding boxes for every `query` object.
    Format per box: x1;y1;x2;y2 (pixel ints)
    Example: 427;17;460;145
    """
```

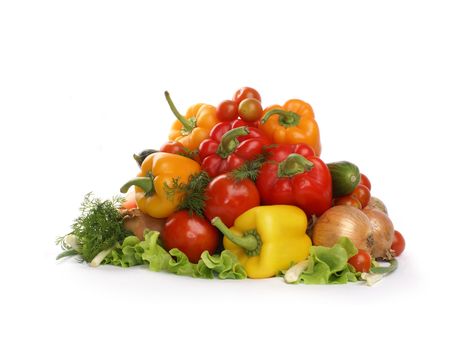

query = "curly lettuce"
282;236;360;284
104;230;246;280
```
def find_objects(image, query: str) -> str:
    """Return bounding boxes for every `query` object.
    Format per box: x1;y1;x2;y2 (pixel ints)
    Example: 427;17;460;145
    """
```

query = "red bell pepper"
198;120;270;177
256;143;332;216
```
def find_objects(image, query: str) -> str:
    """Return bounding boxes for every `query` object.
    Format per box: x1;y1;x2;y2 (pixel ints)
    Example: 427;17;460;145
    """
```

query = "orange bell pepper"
120;152;201;219
165;91;218;151
259;99;321;156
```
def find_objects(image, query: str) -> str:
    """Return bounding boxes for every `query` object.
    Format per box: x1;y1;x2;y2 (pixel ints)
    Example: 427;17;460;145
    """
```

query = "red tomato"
233;87;261;105
359;173;372;191
160;141;199;162
121;199;137;210
216;100;238;121
204;174;260;227
350;184;371;208
391;230;406;256
334;196;362;209
160;141;186;154
348;249;371;272
238;98;263;122
162;211;219;263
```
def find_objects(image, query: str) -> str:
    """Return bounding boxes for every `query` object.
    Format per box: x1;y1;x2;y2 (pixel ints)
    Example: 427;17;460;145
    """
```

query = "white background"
1;1;471;349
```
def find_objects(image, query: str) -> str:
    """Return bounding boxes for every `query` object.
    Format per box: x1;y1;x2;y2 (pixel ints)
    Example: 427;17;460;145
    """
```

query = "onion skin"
123;208;166;240
362;208;394;259
365;196;388;215
311;205;374;254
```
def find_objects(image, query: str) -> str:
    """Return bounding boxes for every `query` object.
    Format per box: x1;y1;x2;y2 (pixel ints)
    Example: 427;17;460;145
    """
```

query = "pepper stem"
261;109;301;128
165;91;196;134
120;173;155;196
216;126;250;158
277;153;314;177
211;217;261;256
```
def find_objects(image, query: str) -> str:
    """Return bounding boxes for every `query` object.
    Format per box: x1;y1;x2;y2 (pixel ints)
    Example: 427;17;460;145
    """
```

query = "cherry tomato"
216;100;238;121
162;211;219;263
348;249;371;272
204;173;260;227
359;173;371;191
233;87;261;105
238;98;263;122
391;230;406;256
121;199;137;210
160;141;198;161
350;184;371;208
334;196;362;209
160;141;186;154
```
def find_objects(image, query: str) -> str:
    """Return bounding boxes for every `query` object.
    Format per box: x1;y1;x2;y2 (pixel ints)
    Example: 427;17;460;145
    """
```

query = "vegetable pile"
57;87;406;286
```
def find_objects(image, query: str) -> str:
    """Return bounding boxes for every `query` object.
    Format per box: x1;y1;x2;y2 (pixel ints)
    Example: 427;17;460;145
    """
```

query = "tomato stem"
277;153;314;177
216;126;250;158
120;173;155;197
165;91;196;135
261;109;301;128
211;217;261;256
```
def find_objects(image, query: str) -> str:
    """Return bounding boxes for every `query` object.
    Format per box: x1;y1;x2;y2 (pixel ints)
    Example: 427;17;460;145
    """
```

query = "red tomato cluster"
217;87;263;123
334;175;371;209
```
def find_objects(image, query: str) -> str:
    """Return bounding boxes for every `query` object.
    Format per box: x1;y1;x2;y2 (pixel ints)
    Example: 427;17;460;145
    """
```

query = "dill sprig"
164;172;211;217
59;193;129;263
230;154;266;182
163;177;185;201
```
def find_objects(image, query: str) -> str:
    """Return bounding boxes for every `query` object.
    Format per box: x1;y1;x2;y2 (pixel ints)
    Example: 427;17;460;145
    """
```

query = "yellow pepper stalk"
211;205;312;279
120;152;200;219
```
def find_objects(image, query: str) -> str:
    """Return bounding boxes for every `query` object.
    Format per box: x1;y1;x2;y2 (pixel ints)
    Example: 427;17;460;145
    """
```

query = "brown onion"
365;196;388;215
362;208;394;258
123;208;166;240
312;205;374;254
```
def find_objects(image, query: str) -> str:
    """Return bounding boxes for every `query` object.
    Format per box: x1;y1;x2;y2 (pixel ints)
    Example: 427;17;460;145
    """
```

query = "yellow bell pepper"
211;205;312;279
120;152;200;219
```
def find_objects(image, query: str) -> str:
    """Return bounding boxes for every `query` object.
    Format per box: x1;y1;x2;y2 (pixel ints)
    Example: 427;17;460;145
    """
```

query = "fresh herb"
56;193;130;263
281;237;360;284
164;172;211;216
230;154;266;182
163;177;185;201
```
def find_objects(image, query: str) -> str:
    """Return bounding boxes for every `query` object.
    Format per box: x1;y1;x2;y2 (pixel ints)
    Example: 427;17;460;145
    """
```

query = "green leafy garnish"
230;154;266;182
56;193;131;262
282;237;360;284
104;230;246;280
163;172;211;217
198;250;247;279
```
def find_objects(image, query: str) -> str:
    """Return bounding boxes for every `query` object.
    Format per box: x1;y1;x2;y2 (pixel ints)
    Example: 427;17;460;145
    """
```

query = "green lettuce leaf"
103;230;246;280
104;235;144;267
199;250;247;279
285;237;361;285
167;248;196;276
140;231;172;272
336;236;358;259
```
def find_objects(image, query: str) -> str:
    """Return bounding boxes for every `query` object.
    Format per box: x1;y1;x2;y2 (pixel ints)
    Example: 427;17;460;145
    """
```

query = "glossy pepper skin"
120;152;201;218
212;205;312;279
259;99;321;156
256;143;332;217
198;120;270;178
166;91;219;151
